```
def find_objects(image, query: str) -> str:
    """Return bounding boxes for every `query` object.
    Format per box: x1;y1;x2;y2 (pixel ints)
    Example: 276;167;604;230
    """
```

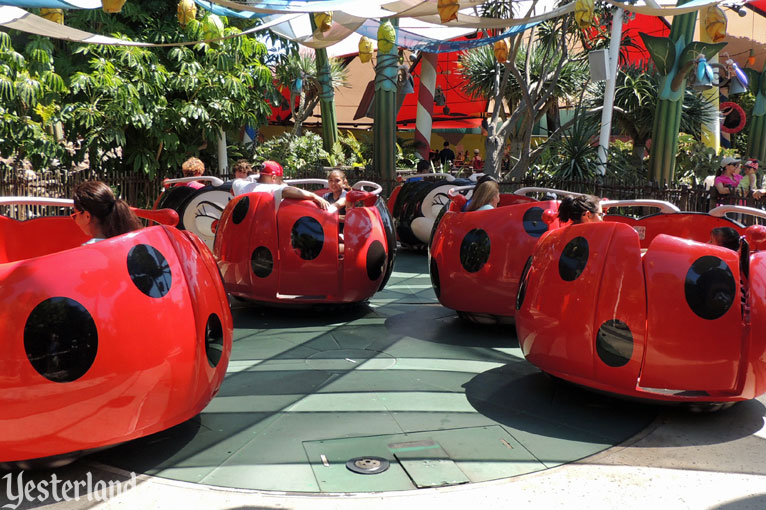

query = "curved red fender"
516;221;766;403
517;222;646;390
0;221;232;463
640;234;742;395
429;200;560;319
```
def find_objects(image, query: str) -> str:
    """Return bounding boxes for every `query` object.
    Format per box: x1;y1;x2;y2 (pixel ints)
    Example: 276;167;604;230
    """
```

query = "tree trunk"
632;141;646;168
484;131;504;176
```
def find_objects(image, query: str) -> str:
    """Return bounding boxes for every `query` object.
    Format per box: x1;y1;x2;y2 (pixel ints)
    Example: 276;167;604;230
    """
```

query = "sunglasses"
70;210;82;220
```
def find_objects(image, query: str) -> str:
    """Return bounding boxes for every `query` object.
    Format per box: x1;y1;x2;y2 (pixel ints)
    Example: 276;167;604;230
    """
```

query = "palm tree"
458;19;590;177
587;64;717;169
272;50;348;136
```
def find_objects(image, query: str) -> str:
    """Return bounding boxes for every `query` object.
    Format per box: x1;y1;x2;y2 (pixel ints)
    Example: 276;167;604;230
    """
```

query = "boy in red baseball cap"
232;160;329;210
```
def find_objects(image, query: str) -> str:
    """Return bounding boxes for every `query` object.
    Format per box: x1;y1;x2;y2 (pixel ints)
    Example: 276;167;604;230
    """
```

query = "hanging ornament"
291;76;303;94
437;0;459;23
703;6;727;43
358;36;373;63
314;12;333;33
493;40;509;63
177;0;197;27
377;21;396;54
747;49;756;68
40;8;63;24
101;0;127;14
574;0;594;29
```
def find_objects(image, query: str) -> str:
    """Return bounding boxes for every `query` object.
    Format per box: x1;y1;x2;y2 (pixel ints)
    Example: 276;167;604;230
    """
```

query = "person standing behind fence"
714;156;742;200
738;159;759;195
471;149;483;171
71;181;142;243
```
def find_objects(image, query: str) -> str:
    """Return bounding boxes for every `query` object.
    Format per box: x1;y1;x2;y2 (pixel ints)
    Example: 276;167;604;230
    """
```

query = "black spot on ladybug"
291;216;324;260
232;196;249;225
460;229;490;273
251;246;273;278
596;319;633;367
523;207;548;238
516;256;533;310
366;240;386;281
430;257;440;298
205;314;224;368
559;236;588;281
127;244;172;298
685;256;735;320
24;297;98;383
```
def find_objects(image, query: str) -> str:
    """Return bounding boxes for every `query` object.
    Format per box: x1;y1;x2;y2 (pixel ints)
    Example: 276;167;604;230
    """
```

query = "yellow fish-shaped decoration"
574;0;594;29
40;8;64;24
177;0;197;27
704;6;727;43
437;0;459;23
314;12;333;33
494;40;509;63
377;21;396;54
359;36;373;63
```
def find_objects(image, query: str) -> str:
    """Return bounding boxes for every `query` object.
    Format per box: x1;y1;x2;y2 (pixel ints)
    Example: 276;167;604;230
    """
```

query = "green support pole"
647;2;697;185
373;19;399;194
310;17;338;153
746;62;766;163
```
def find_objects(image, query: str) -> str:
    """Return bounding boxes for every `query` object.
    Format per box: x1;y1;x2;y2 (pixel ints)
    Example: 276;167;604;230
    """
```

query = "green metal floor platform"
94;251;656;493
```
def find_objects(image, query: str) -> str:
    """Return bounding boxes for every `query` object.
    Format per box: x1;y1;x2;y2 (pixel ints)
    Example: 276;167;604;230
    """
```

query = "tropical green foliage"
456;14;589;177
254;131;328;175
545;107;601;179
2;1;276;177
0;33;68;171
459;38;588;119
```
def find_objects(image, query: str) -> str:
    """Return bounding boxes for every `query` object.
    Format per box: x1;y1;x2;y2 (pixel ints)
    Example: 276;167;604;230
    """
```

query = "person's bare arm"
282;186;330;210
715;181;730;195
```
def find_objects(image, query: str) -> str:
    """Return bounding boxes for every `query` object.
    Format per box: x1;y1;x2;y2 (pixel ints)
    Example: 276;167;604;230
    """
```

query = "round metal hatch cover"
346;456;390;475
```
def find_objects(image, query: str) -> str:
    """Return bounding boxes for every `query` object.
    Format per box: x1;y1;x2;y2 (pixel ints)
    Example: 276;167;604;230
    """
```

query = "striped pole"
414;52;438;161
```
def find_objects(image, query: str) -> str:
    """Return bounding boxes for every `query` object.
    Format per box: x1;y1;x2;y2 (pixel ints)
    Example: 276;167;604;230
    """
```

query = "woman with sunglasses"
714;156;742;197
71;181;142;244
557;194;604;224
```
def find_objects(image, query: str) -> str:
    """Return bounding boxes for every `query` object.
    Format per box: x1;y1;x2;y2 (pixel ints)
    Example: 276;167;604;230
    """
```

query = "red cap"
261;160;283;177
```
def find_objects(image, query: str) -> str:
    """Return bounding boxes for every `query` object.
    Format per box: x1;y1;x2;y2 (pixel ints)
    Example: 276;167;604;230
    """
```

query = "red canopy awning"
397;36;489;129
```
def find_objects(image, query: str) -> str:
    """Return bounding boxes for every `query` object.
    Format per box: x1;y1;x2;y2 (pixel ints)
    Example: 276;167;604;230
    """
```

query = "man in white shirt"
232;160;329;210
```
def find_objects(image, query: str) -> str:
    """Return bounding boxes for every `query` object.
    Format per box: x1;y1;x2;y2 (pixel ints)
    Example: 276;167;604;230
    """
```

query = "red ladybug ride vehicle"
0;197;233;465
214;179;395;305
515;200;766;407
428;186;574;323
